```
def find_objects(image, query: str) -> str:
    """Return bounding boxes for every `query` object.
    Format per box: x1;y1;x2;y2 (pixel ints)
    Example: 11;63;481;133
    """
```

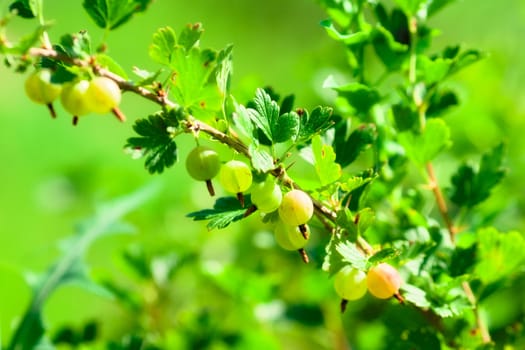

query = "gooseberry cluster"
185;145;315;261
24;69;124;125
333;262;403;311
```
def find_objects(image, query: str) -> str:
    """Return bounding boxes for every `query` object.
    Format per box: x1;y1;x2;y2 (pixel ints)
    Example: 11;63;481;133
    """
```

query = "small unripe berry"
85;77;121;114
250;178;282;213
219;160;253;194
274;221;309;251
278;189;314;226
334;266;367;301
185;146;221;196
367;263;402;299
24;69;62;105
60;80;92;120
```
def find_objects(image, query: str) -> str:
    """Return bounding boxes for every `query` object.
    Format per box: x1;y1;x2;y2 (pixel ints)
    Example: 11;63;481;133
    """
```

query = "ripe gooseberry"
85;77;125;121
250;178;282;213
334;266;367;301
273;221;309;251
24;69;62;117
185;146;221;196
219;160;253;206
60;80;92;125
278;189;314;229
367;263;402;299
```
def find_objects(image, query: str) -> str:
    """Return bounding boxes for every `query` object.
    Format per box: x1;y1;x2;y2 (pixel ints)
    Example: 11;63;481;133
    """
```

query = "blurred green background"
0;0;524;348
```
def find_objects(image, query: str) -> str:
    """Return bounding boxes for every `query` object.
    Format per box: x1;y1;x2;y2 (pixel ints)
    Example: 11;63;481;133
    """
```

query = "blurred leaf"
9;0;41;19
7;184;158;350
426;89;459;117
368;248;400;265
449;143;506;208
398;119;451;165
187;196;251;230
427;0;457;17
320;19;370;45
149;26;176;65
297;106;334;142
475;228;525;284
448;49;484;76
336;208;357;242
285;304;324;326
356;207;375;236
334;123;377;167
401;283;431;308
336;240;368;270
82;0;153;30
95;54;128;79
125;110;181;174
417;55;450;84
132;66;162;87
449;245;477;277
322;233;346;276
59;31;91;59
394;0;425;16
178;23;204;51
312;135;341;186
333;82;381;115
372;23;409;71
392;104;418;131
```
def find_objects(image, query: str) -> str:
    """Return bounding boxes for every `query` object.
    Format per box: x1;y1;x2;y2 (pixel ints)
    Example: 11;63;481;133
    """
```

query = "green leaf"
169;47;223;120
59;31;91;59
297;106;334;142
394;0;426;16
125;110;180;174
372;24;409;71
82;0;153;30
149;26;176;65
248;88;300;143
322;233;346;276
449;143;506;207
320;19;370;45
355;207;375;236
417;55;451;84
475;228;525;284
178;23;204;51
333;83;381;116
249;144;274;173
8;184;158;350
427;0;457;17
312;135;341;186
336;208;357;242
335;240;368;271
187;196;250;230
9;0;41;19
334;123;377;167
426;89;459;118
95;53;128;79
368;248;400;265
398;119;451;165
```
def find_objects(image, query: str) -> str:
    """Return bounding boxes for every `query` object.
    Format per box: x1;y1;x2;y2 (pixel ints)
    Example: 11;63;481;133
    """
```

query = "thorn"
236;192;245;207
340;299;348;313
298;248;309;263
243;205;257;218
111;107;126;122
72;116;78;126
46;103;56;118
205;179;215;196
299;224;309;239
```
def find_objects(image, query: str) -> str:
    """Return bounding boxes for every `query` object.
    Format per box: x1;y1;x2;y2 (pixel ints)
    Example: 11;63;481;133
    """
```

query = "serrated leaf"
169;47;223;120
297;106;334;141
178;23;204;51
336;241;368;270
82;0;153;31
149;26;176;65
398;119;451;165
272;111;300;143
187;196;250;230
249;145;274;173
475;228;525;284
248;88;278;142
334;123;377;167
449;143;506;207
312;135;341;186
401;283;432;309
125;110;180;174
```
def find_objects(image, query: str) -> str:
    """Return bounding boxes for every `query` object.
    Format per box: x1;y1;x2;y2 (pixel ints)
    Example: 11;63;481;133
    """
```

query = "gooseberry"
219;160;253;206
185;146;221;196
60;80;92;125
334;266;367;301
274;221;309;251
278;189;314;227
250;178;282;213
366;263;402;299
85;76;124;121
24;69;62;117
